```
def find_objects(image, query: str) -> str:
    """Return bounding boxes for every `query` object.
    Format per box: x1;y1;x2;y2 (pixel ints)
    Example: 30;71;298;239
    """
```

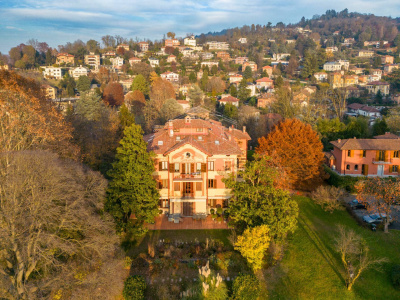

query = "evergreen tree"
229;84;238;97
106;124;160;234
76;75;91;92
237;78;250;102
372;118;389;136
243;66;253;79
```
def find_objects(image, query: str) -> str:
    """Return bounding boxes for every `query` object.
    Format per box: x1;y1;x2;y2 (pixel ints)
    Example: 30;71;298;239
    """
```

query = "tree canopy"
106;123;160;234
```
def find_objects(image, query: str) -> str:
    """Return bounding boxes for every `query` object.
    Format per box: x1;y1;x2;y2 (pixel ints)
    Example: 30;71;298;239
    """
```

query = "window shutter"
182;164;185;174
191;163;195;173
159;162;162;170
350;150;354;157
375;151;380;161
365;164;369;175
385;151;389;162
214;179;217;189
201;163;207;172
169;164;175;172
360;150;363;157
389;165;393;173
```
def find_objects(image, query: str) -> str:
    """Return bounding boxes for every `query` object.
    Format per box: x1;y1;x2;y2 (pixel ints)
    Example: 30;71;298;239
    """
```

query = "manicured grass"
267;196;400;299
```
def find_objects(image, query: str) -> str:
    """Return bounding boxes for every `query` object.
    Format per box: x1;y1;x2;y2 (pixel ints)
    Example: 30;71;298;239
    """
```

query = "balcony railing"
173;173;203;181
372;158;393;164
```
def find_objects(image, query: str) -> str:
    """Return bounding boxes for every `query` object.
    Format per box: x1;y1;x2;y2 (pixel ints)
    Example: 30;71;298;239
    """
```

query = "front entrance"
377;165;384;176
182;202;194;216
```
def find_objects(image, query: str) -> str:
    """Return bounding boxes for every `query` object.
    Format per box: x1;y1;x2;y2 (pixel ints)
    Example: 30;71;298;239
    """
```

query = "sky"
0;0;399;53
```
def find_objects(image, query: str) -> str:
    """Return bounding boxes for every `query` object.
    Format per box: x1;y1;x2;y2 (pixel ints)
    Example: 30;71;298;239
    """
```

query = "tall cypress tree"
106;123;159;234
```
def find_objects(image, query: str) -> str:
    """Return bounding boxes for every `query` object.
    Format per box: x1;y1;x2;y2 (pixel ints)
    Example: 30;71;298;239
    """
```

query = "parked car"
362;213;392;224
348;199;368;210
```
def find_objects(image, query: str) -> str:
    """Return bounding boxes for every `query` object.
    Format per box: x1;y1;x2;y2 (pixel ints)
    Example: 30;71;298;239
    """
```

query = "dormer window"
185;116;191;123
158;141;163;145
186;152;191;158
215;140;219;145
198;136;203;141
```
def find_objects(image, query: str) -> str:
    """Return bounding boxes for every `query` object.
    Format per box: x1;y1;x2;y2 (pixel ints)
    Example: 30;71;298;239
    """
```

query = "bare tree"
335;226;387;291
327;88;347;121
311;185;346;213
0;151;123;299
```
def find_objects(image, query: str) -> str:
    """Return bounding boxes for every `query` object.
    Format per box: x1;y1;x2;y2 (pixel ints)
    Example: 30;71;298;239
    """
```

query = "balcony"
372;158;393;164
173;173;203;182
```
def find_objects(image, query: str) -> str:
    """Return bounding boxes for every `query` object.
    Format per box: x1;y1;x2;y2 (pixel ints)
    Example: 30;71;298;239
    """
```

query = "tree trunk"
384;219;389;233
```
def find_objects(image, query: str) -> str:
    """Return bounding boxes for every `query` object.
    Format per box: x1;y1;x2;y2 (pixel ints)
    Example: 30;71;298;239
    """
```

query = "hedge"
324;165;364;193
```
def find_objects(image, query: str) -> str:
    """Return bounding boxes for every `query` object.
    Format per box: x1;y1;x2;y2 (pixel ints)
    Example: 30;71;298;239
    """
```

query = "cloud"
0;0;400;53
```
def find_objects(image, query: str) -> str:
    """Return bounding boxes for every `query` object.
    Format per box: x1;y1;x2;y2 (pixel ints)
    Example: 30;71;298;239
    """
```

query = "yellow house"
144;116;250;218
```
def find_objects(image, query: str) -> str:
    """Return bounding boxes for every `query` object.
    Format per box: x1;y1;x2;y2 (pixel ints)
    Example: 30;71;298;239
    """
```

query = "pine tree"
106;124;160;234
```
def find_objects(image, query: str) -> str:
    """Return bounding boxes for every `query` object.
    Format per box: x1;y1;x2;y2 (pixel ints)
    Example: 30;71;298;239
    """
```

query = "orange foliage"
103;82;124;106
150;77;176;111
256;118;325;190
125;90;146;113
0;70;79;158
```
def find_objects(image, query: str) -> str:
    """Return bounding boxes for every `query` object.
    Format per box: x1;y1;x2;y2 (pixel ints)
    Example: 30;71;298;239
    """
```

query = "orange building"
144;116;250;217
216;51;230;61
330;137;400;177
56;53;74;65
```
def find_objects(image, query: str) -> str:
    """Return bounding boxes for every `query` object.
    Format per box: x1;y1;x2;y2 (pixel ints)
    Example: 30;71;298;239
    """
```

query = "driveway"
350;204;400;230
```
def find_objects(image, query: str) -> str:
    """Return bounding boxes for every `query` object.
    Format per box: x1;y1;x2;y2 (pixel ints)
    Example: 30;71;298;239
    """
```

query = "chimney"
168;121;174;137
243;126;246;133
338;139;341;143
229;126;233;132
228;135;232;141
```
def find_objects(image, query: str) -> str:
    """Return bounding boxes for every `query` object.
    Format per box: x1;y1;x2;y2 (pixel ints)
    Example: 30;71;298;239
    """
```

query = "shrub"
124;256;133;269
311;185;346;213
216;207;223;216
392;265;400;290
210;208;215;215
123;275;146;300
324;166;363;192
232;274;261;300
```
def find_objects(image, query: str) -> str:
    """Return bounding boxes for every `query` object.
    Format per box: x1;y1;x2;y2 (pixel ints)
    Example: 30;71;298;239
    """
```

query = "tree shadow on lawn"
298;216;346;286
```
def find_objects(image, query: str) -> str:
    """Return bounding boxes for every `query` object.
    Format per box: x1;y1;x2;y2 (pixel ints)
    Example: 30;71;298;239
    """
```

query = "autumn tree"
311;185;346;213
256;118;325;190
106;124;160;234
131;62;153;80
224;155;298;241
0;151;123;299
356;177;400;233
0;70;78;157
125;90;146;113
150;77;176;111
335;226;387;290
103;82;124;106
206;76;226;95
234;225;271;271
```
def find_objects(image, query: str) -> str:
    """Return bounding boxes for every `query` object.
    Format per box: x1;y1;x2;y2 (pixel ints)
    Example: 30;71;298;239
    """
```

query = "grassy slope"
268;196;400;300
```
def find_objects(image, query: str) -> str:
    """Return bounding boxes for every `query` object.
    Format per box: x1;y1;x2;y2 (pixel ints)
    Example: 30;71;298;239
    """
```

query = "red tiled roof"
367;81;389;86
144;118;249;156
256;77;273;83
374;132;400;139
219;96;239;103
331;138;400;150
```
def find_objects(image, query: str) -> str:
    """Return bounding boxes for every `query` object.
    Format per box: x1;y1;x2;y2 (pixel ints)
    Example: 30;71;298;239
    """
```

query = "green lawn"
267;196;400;300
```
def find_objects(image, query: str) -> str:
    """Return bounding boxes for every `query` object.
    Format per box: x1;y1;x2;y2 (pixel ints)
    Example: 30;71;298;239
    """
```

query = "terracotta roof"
367;81;389;86
324;152;335;160
256;77;273;83
331;138;400;150
374;132;400;139
144;118;249;156
219;96;239;103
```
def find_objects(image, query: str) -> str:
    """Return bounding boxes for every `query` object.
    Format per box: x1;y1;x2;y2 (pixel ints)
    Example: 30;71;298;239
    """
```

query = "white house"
184;36;196;47
201;61;219;68
149;57;160;68
110;57;124;69
206;41;230;51
238;38;247;44
314;72;328;81
43;66;62;79
69;66;89;78
161;71;179;82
